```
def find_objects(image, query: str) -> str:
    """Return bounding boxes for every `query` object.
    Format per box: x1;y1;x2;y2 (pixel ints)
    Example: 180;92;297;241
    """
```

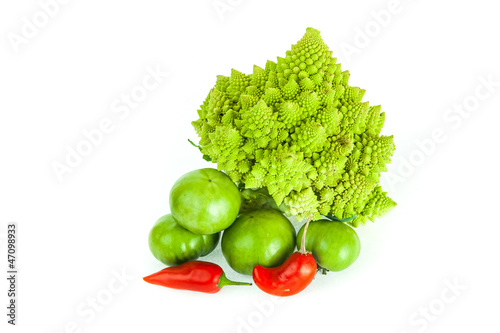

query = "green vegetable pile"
191;28;396;226
145;28;399;296
148;167;362;279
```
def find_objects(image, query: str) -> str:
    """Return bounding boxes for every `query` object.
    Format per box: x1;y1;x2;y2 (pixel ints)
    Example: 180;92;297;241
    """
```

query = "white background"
1;0;499;332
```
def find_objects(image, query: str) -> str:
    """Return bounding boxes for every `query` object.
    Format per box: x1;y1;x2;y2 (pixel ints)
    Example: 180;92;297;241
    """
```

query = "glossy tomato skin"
169;168;241;235
221;209;296;275
296;220;360;271
149;214;220;266
253;252;317;296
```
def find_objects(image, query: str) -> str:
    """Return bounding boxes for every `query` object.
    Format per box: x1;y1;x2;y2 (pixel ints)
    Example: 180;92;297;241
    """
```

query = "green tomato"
297;220;360;271
221;209;296;275
148;214;220;266
170;168;241;234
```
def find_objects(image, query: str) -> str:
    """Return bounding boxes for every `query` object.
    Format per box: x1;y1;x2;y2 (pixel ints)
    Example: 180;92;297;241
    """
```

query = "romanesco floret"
192;27;396;225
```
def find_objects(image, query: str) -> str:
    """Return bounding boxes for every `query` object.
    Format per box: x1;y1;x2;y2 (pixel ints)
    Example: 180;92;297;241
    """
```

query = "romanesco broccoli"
191;27;396;226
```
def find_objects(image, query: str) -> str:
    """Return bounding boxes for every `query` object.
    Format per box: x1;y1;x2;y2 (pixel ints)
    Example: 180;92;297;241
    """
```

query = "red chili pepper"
252;214;317;296
143;261;251;294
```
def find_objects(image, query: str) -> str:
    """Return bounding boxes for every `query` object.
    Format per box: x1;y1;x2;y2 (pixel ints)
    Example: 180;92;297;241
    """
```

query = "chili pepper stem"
218;272;252;289
299;213;314;254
